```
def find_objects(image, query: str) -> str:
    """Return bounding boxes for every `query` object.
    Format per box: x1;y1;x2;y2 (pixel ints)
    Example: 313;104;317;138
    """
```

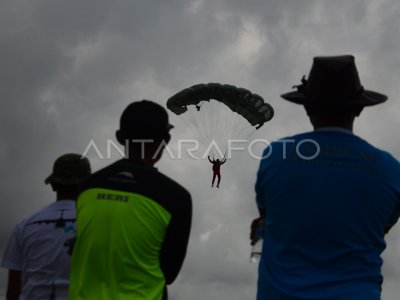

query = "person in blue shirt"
251;55;400;300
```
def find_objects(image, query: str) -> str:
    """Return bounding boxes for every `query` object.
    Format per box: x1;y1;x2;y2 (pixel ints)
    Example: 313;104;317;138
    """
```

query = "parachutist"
208;156;226;188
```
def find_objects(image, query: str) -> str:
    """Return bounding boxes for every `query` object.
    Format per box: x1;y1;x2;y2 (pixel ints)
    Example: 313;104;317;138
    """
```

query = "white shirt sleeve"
1;223;23;271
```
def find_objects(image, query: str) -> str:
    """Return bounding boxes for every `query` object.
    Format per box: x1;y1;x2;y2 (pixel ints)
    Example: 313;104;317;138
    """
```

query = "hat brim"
281;89;388;107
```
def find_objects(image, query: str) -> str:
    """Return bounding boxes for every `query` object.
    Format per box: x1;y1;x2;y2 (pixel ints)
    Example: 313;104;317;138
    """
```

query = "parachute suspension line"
221;98;234;158
198;101;214;149
221;97;233;156
232;114;250;140
210;99;222;158
210;99;217;147
231;94;259;142
226;96;243;154
198;99;216;158
204;100;215;151
166;83;274;160
186;104;209;148
178;106;200;139
177;100;257;160
226;95;257;154
215;100;225;159
183;106;199;140
223;100;232;157
199;99;228;160
198;102;210;144
231;113;243;139
233;100;246;138
230;96;248;141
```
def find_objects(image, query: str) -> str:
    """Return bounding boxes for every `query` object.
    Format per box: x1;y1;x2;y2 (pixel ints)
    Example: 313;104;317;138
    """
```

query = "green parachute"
167;83;274;129
167;83;274;159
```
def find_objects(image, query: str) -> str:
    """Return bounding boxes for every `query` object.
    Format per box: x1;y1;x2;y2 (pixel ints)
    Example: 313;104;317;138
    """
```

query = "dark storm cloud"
1;0;400;299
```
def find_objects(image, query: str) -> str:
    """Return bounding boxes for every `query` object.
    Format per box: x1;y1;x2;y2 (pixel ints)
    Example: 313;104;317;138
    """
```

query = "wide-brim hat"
45;153;91;185
281;55;387;108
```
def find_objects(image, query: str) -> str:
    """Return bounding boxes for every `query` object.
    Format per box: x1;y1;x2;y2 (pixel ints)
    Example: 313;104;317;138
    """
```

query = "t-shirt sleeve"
382;152;400;230
255;145;273;208
387;177;400;229
387;209;400;230
255;172;265;208
160;190;192;284
1;224;23;271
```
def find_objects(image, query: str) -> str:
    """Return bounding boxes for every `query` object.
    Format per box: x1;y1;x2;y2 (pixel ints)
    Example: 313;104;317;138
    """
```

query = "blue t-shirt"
255;129;400;300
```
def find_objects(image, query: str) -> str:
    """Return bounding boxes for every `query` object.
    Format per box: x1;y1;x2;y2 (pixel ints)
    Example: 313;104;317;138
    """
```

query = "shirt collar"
314;127;354;135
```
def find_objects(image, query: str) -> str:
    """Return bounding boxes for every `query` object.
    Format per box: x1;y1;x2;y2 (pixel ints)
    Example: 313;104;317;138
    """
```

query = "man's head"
45;153;91;197
116;100;174;163
281;55;387;128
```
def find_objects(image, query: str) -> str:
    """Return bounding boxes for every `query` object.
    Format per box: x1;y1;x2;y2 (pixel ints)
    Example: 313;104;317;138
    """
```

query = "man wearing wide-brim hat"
251;55;400;300
1;153;91;300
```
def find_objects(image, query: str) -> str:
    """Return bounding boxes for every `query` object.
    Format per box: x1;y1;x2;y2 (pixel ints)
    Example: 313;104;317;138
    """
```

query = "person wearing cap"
251;55;400;299
1;154;91;300
69;100;192;300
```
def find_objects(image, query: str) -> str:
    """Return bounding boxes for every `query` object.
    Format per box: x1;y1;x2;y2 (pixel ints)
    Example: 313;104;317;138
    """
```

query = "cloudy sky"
1;0;400;299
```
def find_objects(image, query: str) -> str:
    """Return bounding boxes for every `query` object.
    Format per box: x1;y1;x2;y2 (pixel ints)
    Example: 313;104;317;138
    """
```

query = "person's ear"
116;130;125;145
164;132;171;145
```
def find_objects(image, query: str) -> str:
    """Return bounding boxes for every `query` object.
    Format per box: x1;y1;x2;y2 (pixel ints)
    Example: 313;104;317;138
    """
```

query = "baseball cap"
119;100;174;140
45;153;91;185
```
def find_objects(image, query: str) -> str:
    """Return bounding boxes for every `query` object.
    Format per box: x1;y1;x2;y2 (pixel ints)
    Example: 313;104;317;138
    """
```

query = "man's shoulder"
272;130;354;142
14;201;75;229
155;170;191;199
270;130;375;149
373;148;400;175
346;135;400;171
270;131;315;145
81;159;191;202
14;203;56;226
264;132;315;155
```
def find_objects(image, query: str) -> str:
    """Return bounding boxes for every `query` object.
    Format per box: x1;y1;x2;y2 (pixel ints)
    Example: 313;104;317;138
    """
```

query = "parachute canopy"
167;83;274;129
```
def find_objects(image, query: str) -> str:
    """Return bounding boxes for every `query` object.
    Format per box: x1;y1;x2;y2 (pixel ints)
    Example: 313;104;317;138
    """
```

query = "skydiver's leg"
212;173;216;187
217;173;221;188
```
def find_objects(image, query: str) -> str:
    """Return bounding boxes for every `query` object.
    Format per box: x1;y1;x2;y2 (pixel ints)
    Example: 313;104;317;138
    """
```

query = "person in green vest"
69;100;192;300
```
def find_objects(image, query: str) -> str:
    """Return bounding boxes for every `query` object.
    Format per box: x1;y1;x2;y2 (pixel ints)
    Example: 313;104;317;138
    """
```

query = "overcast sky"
1;0;400;299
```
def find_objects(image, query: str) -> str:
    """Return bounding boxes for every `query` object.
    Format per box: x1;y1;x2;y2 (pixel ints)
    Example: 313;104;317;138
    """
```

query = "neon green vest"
69;188;171;300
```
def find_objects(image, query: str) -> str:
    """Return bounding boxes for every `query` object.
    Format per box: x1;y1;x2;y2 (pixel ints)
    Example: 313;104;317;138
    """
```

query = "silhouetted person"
1;154;91;300
208;156;226;188
69;100;192;300
251;55;400;300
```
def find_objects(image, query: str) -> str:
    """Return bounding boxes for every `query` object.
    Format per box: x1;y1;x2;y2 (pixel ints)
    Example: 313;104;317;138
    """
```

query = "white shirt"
1;200;76;300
